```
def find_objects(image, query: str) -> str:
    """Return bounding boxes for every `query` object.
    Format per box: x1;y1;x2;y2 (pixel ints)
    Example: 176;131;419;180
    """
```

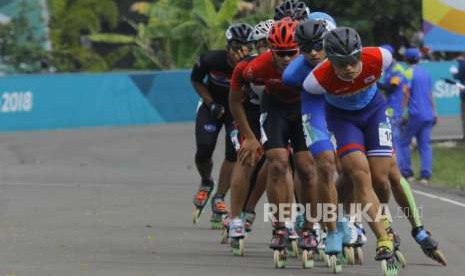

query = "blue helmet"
405;47;421;61
308;12;336;31
380;44;395;55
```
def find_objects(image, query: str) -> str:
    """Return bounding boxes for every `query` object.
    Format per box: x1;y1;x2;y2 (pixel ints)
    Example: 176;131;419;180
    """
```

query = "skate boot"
210;194;228;230
412;226;447;266
295;213;305;233
270;227;288;268
299;229;318;269
382;216;407;268
192;180;214;224
241;210;256;233
352;221;367;265
285;220;300;258
229;217;245;256
375;237;399;276
337;217;354;265
314;223;326;262
325;231;343;273
220;213;230;244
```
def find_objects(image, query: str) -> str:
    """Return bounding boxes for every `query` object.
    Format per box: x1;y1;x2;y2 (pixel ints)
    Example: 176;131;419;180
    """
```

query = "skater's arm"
230;62;262;166
191;55;214;106
229;88;254;139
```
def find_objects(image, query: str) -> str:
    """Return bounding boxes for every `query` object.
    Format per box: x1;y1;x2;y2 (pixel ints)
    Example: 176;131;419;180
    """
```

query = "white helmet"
252;19;274;41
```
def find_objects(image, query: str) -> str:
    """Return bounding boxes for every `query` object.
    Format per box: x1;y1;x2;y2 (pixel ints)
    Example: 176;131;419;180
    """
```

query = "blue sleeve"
282;55;311;89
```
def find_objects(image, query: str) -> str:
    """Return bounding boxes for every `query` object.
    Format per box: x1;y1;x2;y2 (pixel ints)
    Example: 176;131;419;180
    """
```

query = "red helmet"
268;17;299;50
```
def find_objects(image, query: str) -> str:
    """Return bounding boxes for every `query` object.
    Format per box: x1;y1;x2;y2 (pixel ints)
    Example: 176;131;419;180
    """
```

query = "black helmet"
274;0;310;21
324;27;362;65
295;19;327;47
225;23;254;44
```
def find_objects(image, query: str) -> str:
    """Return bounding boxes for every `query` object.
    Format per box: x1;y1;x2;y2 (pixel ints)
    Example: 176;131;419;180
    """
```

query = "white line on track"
413;189;465;208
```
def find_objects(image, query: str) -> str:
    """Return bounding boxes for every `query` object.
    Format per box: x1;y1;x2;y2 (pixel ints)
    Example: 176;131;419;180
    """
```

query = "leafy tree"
89;0;241;70
44;0;424;71
0;0;48;73
303;0;422;48
48;0;119;71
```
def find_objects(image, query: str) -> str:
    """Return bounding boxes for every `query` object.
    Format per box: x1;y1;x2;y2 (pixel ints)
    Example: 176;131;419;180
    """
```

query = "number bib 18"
378;122;392;147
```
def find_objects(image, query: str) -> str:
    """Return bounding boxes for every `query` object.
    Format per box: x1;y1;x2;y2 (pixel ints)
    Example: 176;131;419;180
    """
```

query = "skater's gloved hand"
433;114;438;126
238;137;263;167
209;102;225;119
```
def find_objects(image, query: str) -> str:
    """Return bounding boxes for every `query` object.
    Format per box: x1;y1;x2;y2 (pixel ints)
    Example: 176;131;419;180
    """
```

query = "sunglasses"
272;49;299;58
300;41;324;53
329;51;361;67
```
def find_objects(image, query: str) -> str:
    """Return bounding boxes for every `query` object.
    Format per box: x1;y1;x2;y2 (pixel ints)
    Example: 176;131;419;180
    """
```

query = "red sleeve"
311;61;333;91
230;60;249;91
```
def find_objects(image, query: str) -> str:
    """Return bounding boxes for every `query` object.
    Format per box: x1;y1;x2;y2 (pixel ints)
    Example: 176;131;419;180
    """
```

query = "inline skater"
239;17;318;268
303;27;400;275
225;19;273;254
191;23;254;228
282;18;344;271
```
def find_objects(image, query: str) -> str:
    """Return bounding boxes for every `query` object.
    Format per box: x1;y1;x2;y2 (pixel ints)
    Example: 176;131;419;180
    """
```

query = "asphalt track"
0;123;464;276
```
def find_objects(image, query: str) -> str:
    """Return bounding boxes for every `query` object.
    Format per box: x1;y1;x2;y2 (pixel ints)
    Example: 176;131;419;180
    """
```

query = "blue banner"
0;71;198;131
0;66;460;132
416;61;461;117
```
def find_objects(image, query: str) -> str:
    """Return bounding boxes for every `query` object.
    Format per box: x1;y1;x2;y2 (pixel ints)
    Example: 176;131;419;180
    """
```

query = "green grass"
411;142;465;190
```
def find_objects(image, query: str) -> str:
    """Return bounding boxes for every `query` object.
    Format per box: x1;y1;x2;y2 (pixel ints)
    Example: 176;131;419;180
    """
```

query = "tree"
0;0;48;74
48;0;119;71
89;0;241;70
305;0;422;48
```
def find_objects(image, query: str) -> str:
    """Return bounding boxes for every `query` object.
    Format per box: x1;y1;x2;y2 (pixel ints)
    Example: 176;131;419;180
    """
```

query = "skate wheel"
323;253;331;268
211;221;223;230
192;209;200;224
381;260;388;276
330;255;341;273
232;238;245;256
381;259;399;276
273;250;287;268
301;250;314;269
355;247;363;265
432;249;447;266
220;229;228;244
395;250;407;268
344;246;355;265
315;249;324;262
238;238;245;256
289;240;300;258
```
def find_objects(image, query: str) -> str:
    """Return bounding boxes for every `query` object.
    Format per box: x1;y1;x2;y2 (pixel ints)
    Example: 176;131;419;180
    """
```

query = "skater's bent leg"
266;148;292;226
389;159;423;228
195;144;215;184
216;159;235;196
369;156;392;207
341;152;388;239
315;151;338;232
294;151;318;229
244;159;268;212
230;162;254;218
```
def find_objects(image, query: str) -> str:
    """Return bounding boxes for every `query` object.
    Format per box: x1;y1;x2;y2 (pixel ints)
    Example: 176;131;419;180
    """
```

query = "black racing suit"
191;50;237;163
